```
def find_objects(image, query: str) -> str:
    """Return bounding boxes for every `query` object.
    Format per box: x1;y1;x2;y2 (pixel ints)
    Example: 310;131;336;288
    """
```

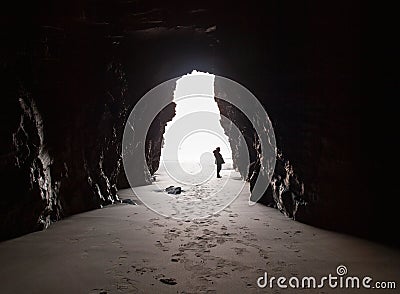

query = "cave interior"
1;0;395;247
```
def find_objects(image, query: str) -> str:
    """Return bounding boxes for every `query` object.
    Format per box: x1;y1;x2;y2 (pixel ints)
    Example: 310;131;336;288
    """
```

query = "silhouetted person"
213;147;225;178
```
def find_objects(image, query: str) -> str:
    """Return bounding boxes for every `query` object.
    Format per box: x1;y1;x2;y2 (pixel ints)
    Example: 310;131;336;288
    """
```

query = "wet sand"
1;170;399;293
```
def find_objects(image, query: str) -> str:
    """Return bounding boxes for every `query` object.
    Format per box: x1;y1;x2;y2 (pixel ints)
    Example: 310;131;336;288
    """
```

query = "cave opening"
126;70;252;220
158;70;233;180
125;71;276;219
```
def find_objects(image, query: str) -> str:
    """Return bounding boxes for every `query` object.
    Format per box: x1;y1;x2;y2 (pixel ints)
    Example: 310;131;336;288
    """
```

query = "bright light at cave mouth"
159;70;233;174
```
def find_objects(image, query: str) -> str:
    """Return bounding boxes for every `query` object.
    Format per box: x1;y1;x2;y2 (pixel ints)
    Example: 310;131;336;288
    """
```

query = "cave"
1;0;399;293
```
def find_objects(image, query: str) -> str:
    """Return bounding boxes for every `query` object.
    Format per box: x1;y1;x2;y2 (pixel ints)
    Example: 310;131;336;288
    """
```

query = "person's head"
216;147;220;151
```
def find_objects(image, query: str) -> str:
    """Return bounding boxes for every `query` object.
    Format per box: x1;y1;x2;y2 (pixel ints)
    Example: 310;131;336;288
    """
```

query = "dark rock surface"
0;20;132;239
121;199;137;205
146;103;176;176
165;186;182;195
0;1;395;245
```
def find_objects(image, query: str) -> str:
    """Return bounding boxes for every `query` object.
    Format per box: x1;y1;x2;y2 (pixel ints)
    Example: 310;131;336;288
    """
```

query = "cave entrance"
158;70;233;178
122;71;263;219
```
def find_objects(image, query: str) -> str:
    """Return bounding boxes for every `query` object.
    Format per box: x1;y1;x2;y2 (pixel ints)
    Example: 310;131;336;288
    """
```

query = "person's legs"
217;164;222;178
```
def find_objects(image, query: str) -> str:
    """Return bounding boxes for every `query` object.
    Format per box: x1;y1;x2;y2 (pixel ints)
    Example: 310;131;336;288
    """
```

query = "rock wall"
0;21;130;240
0;5;176;240
210;1;372;242
145;103;176;175
2;0;394;245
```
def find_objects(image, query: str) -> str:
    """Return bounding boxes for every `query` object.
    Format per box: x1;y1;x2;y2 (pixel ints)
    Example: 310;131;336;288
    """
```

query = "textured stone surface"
1;1;393;245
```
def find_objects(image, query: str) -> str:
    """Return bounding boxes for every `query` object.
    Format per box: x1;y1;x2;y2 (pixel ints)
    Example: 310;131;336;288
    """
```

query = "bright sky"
160;70;232;169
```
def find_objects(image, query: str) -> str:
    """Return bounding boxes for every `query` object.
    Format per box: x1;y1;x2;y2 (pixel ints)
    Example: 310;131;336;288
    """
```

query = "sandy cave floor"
0;169;399;293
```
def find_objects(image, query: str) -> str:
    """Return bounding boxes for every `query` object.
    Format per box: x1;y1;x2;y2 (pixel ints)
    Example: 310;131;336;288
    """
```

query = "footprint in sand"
258;248;269;259
232;247;248;255
111;238;123;249
89;288;109;294
160;278;177;285
131;263;157;276
81;250;89;259
154;240;169;252
216;237;226;244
